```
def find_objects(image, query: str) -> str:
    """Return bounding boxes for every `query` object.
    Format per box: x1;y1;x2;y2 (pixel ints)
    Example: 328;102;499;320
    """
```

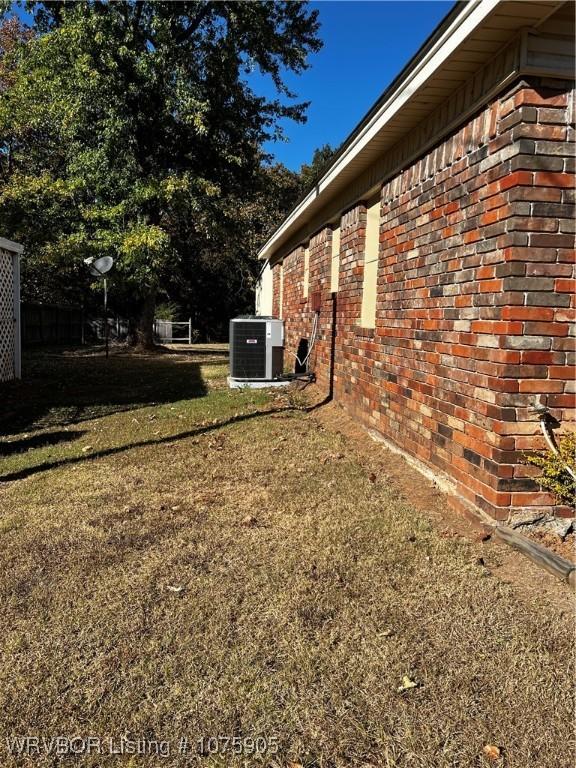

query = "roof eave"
257;0;503;262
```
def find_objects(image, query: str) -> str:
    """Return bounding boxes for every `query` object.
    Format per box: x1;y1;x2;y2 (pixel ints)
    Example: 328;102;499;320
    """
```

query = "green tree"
164;157;301;339
168;145;336;339
298;143;335;196
0;1;321;346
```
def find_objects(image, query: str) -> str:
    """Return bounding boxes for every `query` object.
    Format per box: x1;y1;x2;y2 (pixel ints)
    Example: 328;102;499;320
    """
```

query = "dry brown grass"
0;347;574;767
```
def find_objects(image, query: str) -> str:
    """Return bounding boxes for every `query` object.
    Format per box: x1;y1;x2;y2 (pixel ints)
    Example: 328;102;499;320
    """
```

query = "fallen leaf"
397;675;418;692
483;744;501;761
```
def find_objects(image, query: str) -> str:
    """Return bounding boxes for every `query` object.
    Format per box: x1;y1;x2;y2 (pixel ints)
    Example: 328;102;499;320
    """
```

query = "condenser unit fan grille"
230;321;267;378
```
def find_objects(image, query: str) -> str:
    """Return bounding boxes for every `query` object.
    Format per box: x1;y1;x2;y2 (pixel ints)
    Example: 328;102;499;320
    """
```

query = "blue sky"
255;1;455;170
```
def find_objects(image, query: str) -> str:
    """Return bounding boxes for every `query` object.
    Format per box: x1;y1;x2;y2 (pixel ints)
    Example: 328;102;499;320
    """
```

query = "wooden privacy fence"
22;304;128;346
86;317;129;343
22;304;196;347
22;304;83;345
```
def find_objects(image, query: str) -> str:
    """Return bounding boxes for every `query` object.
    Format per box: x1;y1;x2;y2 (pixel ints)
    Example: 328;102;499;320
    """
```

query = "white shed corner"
0;237;24;382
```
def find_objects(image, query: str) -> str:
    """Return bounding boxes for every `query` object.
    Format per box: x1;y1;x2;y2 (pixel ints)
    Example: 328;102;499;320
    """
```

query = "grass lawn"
0;346;573;768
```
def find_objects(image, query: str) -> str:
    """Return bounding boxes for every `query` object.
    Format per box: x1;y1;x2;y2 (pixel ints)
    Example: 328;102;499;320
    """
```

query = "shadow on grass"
0;429;87;457
158;344;229;358
0;346;221;437
0;406;293;484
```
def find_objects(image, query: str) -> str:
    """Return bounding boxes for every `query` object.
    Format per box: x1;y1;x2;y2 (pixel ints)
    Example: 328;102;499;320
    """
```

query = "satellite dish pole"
84;256;115;359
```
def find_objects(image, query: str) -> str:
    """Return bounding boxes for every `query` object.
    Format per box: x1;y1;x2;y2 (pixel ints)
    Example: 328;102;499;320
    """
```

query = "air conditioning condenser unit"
229;316;285;386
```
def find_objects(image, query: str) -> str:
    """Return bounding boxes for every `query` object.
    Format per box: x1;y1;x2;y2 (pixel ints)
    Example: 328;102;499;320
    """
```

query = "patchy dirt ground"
522;529;575;564
0;347;574;768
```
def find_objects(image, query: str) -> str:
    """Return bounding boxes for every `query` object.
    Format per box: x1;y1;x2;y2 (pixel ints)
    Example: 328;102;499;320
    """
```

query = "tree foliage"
0;1;321;344
297;143;335;195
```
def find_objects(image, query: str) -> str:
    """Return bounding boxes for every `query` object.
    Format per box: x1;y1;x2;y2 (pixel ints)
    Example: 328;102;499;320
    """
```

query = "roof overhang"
258;0;567;262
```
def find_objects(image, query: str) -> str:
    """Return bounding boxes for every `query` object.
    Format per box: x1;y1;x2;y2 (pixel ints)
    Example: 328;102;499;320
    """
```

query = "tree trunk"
126;317;138;347
135;290;157;349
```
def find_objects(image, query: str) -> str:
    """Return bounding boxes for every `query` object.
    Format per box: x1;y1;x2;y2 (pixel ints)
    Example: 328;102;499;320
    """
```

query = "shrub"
524;431;576;508
155;302;180;321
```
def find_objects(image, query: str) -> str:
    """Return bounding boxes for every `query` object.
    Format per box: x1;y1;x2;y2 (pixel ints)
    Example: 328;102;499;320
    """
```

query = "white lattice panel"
0;248;15;382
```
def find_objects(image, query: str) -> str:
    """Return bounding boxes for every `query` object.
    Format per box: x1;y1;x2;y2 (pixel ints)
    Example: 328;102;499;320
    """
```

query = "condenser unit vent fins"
229;317;284;381
230;321;267;379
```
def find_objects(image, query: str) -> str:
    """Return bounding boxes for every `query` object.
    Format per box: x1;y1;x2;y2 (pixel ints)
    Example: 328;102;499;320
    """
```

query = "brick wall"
277;76;575;520
272;261;281;319
281;245;307;371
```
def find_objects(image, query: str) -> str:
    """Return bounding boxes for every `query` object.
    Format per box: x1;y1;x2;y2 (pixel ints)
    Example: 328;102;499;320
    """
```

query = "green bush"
154;302;180;321
524;431;576;508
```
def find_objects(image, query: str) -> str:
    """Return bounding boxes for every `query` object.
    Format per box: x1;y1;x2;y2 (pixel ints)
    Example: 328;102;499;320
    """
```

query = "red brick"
548;393;576;408
480;210;500;226
555;278;576;293
463;230;482;244
514;89;568;108
479;279;503;293
549;366;575;379
502;306;554;321
518;380;565;393
476;265;495;280
534;172;575;188
471;321;523;334
521;351;560;365
498;171;533;191
555;309;576;322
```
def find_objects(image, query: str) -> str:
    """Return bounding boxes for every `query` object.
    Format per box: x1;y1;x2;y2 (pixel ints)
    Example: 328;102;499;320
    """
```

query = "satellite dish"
83;255;115;359
86;256;114;277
